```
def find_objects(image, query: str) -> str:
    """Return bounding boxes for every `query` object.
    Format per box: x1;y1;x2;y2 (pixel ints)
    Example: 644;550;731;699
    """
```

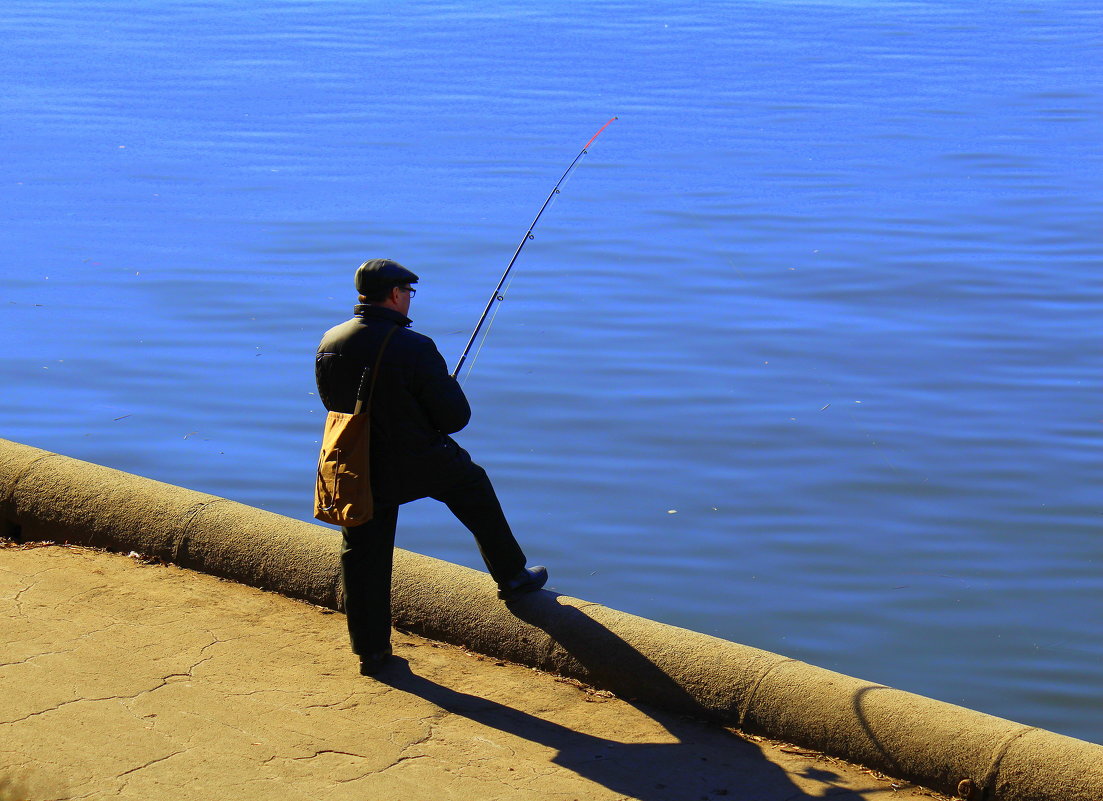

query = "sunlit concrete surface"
0;543;941;801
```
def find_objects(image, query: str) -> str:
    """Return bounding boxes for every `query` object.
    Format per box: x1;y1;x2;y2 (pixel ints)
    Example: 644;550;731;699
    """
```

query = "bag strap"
352;324;398;416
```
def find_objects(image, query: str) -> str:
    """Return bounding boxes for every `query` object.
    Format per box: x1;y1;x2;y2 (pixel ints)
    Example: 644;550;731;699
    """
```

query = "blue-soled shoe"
497;566;548;600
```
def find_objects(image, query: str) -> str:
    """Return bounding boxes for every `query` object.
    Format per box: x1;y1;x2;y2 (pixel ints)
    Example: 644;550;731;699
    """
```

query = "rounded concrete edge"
390;547;789;721
988;727;1103;801
178;499;342;609
0;438;341;610
2;438;1100;801
0;440;53;538
742;661;1026;794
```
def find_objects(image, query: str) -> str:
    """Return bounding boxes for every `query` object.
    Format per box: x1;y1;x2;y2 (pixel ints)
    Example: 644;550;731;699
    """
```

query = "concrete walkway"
0;542;948;801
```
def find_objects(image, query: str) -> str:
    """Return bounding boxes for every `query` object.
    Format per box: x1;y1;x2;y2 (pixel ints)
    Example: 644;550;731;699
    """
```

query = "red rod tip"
583;116;618;151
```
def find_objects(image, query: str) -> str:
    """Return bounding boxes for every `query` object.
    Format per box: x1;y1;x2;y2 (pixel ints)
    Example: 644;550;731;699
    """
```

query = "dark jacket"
315;305;474;505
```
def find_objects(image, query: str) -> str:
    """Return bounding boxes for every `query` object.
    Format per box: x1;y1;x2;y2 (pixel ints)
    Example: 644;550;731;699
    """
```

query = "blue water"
2;1;1100;743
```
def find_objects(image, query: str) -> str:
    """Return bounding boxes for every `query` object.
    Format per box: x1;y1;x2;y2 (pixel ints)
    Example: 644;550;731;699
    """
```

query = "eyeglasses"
399;286;416;297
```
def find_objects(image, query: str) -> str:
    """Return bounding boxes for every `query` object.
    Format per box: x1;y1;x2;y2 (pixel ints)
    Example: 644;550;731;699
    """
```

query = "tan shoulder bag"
314;326;398;526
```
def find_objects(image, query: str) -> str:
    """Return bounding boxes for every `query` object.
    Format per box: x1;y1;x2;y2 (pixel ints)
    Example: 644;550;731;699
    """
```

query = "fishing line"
458;268;518;386
451;116;617;381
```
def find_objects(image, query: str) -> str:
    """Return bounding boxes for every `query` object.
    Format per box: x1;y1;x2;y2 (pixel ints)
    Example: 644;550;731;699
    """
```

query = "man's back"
316;304;472;505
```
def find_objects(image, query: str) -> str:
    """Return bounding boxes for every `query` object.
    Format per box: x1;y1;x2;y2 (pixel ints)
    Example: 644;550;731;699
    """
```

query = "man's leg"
430;464;527;585
340;503;399;657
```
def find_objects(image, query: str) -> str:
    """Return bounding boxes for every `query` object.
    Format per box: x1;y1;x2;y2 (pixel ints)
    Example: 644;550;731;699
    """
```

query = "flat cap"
354;258;419;294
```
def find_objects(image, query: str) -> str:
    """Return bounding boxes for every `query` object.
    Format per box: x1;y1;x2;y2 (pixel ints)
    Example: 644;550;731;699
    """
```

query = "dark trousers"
340;464;527;656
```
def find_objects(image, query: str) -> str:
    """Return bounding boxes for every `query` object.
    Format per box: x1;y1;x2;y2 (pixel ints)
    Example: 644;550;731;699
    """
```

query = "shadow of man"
377;593;882;801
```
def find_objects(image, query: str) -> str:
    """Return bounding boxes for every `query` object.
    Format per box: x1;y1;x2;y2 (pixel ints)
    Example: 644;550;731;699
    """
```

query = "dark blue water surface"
3;1;1100;742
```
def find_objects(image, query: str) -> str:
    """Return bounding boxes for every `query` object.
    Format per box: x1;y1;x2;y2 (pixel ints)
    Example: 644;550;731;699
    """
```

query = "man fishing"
315;258;548;675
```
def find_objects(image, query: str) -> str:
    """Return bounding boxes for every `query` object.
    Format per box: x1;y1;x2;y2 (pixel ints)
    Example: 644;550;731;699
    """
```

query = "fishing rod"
451;117;617;379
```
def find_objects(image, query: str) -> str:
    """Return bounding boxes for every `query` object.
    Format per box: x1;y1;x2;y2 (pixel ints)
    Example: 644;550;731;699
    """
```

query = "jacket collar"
353;304;412;328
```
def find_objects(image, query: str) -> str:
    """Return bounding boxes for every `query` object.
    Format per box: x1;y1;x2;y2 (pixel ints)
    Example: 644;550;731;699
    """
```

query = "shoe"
497;566;548;600
358;647;393;675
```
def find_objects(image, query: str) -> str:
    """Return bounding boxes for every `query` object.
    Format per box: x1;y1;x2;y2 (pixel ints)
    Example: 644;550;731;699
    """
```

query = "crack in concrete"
142;631;222;686
980;724;1039;793
359;752;429;781
70;620;129;641
385;706;450;768
473;734;517;759
180;634;245;665
50;789;98;801
114;749;188;797
289;748;371;762
6;568;64;615
302;691;360;710
12;582;36;609
3;696;90;725
0;649;77;669
3;638;222;725
736;657;798;729
179;654;216;678
227;687;301;698
114;749;186;779
372;686;401;703
172;498;231;563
